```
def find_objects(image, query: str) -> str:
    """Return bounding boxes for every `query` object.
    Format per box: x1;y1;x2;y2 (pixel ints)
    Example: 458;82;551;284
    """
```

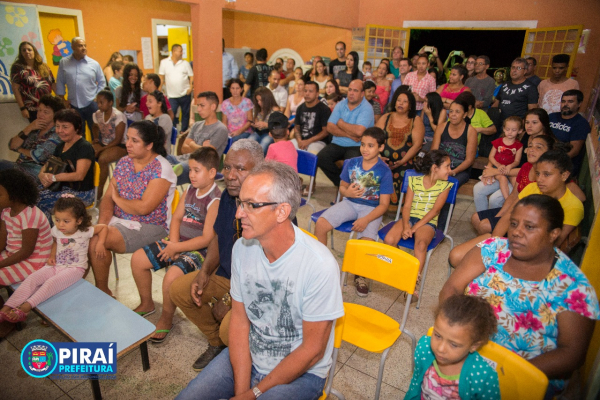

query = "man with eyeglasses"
329;41;347;80
524;56;542;87
492;57;538;122
176;161;344;400
465;55;495;109
170;139;265;372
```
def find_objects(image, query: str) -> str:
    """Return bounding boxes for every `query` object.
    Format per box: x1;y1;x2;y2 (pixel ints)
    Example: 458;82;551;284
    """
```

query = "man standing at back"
525;56;542;87
159;44;194;132
492;57;538;122
267;70;288;109
538;54;579;114
56;37;106;135
222;39;238;100
329;41;347;80
244;48;272;99
317;79;375;188
465;55;495;109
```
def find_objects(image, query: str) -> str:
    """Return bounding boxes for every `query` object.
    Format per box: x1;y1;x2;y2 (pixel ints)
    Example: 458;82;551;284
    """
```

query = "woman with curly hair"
115;63;143;123
11;41;55;122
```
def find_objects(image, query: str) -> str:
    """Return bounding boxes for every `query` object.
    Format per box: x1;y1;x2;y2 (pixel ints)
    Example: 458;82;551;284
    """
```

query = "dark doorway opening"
408;29;526;70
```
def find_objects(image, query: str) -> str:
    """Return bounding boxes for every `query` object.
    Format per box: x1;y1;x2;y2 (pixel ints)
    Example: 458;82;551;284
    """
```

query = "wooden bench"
9;279;155;400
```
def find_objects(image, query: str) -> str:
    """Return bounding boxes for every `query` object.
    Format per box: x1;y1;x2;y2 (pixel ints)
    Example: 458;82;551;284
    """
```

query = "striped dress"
0;206;52;285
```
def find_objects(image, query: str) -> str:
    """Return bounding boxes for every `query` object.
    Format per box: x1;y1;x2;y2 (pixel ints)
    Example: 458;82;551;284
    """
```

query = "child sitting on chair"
0;195;107;323
405;294;500;400
265;112;298;172
130;147;221;343
383;150;453;303
315;127;392;297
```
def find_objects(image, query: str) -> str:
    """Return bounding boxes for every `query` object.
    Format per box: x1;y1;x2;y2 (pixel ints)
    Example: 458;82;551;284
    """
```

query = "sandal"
4;308;28;323
135;309;156;318
149;327;172;344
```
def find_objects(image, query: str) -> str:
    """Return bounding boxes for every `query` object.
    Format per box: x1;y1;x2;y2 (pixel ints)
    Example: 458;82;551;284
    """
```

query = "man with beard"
549;89;590;176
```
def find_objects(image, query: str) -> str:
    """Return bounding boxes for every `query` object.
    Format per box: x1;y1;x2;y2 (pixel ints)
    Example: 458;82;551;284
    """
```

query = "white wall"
1;102;30;162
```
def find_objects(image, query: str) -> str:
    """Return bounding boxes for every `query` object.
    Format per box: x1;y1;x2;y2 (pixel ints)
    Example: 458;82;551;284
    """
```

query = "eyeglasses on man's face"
511;66;525;71
235;198;279;213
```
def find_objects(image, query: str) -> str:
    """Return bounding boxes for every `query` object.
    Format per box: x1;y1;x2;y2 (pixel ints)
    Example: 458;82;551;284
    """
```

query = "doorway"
151;19;192;71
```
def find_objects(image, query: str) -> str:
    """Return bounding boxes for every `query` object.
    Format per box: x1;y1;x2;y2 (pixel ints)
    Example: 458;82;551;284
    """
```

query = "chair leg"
416;251;432;309
375;347;391;400
402;329;417;373
330;388;346;400
330;231;335;251
446;235;455;278
113;253;119;281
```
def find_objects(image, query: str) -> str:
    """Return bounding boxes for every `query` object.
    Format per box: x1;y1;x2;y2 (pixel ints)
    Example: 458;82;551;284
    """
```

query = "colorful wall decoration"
0;2;44;102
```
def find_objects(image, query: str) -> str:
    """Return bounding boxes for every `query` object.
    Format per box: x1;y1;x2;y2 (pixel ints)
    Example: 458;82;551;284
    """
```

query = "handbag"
43;156;73;192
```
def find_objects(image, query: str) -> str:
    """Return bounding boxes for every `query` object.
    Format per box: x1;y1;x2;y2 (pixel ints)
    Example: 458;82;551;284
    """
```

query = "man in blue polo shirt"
317;79;375;187
56;37;106;135
549;89;590;177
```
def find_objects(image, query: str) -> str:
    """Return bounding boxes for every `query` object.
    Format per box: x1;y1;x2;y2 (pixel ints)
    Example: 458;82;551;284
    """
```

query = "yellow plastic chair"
319;315;346;400
112;189;181;280
426;327;549;400
300;228;317;240
329;240;419;400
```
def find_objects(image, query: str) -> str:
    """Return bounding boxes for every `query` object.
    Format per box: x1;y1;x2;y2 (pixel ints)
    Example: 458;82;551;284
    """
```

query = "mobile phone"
424;46;435;53
453;51;463;57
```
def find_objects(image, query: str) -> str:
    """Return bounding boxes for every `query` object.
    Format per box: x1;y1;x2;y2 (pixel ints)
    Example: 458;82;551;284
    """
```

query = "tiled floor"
0;169;479;400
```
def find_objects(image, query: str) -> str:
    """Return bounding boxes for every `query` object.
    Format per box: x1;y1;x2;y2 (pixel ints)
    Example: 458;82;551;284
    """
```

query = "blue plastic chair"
297;150;317;214
223;137;233;155
377;169;459;309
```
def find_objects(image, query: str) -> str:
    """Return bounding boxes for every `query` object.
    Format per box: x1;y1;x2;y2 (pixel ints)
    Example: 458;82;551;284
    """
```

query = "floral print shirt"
10;63;55;112
112;156;176;229
467;237;600;392
221;97;253;135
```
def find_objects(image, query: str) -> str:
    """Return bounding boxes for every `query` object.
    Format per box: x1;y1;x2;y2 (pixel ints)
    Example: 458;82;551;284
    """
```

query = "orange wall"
223;10;352;64
357;0;600;108
15;0;191;74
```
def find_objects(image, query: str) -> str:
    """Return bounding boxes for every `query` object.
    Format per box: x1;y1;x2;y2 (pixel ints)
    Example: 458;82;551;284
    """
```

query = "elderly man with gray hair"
176;161;344;400
170;139;264;371
55;37;106;134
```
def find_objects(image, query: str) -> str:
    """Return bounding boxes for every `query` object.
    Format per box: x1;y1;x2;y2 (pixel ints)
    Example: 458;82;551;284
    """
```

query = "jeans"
248;131;274;155
170;94;192;132
317;144;361;187
231;131;253;143
473;180;512;212
72;102;98;137
176;348;326;400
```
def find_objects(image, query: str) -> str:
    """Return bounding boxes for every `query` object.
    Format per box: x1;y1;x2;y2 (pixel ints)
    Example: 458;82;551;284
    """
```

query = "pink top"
265;141;298;172
375;85;390;112
288;95;305;117
403;71;437;110
439;84;467;101
2;206;52;267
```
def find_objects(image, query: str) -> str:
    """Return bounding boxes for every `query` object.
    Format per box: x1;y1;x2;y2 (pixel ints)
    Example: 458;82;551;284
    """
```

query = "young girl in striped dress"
0;195;107;323
0;169;53;286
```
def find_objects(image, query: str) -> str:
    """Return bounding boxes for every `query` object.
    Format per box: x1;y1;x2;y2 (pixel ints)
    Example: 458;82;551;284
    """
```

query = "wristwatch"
51;175;57;182
252;386;262;398
18;131;27;140
20;106;27;111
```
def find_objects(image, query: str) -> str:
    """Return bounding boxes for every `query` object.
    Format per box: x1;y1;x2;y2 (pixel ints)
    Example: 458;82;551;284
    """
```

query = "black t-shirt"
496;80;538;121
214;190;237;279
53;137;95;192
245;64;272;97
296;101;331;141
338;70;364;88
328;59;347;80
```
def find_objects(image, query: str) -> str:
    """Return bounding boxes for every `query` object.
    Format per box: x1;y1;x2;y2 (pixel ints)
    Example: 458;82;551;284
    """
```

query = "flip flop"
3;308;27;323
149;327;172;344
135;309;156;318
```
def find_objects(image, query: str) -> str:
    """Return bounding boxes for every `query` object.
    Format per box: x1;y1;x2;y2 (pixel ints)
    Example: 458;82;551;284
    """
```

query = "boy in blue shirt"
315;127;393;296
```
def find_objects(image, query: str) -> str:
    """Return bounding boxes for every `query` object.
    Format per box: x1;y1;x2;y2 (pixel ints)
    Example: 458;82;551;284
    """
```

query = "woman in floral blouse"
88;120;176;296
11;42;55;122
440;194;599;397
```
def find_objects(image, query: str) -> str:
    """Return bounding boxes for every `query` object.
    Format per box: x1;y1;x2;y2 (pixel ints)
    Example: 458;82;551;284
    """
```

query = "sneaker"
192;345;226;371
172;164;184;177
354;276;369;297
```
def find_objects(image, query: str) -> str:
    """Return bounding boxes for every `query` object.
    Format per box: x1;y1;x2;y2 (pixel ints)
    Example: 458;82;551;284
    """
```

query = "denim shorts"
143;238;206;275
409;216;437;232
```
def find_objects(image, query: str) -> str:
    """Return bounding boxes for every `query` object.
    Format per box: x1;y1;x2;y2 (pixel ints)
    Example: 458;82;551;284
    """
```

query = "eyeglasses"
511;66;525;71
235;198;279;212
466;61;475;65
475;62;487;66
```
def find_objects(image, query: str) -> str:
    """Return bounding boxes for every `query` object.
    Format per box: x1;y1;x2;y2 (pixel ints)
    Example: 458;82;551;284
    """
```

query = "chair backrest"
297;150;318;202
223;137;233;155
171;126;178;145
426;327;549;400
396;169;459;234
93;161;100;187
171;190;180;215
300;228;317;240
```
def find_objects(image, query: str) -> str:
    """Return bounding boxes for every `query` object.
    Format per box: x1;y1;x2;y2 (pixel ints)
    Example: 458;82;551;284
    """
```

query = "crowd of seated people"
2;36;598;400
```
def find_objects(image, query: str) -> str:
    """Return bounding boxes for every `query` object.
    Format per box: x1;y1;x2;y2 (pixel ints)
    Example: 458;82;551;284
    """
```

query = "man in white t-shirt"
267;69;288;109
159;44;194;132
176;162;344;400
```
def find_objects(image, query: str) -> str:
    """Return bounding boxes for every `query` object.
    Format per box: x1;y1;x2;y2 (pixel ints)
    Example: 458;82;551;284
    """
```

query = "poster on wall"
0;2;44;102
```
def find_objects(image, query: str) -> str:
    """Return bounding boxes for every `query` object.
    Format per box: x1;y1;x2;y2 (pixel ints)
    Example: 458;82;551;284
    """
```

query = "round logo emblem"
21;340;58;378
